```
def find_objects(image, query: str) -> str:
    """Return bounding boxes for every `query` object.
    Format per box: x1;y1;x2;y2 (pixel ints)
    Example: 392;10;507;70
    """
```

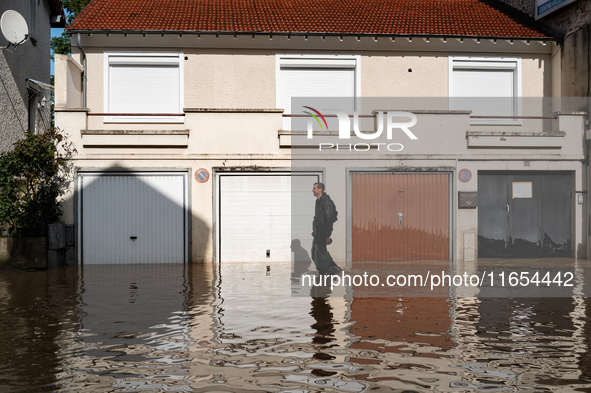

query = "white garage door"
219;174;318;262
80;173;188;264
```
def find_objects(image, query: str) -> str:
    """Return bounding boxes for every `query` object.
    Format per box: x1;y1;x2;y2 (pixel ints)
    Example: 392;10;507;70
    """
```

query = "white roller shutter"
105;54;183;122
109;65;180;114
450;58;519;121
80;173;188;264
219;174;318;263
277;58;357;130
451;69;514;117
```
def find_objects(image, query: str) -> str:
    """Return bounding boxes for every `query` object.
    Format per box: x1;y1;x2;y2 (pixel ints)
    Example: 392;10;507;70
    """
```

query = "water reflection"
0;262;590;391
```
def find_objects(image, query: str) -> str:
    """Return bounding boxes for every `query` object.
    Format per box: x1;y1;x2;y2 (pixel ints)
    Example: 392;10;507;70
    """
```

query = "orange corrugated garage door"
352;173;450;262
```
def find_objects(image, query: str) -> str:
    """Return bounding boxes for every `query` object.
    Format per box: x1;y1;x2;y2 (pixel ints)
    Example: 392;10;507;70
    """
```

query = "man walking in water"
312;182;342;275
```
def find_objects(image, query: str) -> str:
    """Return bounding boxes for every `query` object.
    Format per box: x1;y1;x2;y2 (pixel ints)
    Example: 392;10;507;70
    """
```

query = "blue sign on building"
535;0;576;20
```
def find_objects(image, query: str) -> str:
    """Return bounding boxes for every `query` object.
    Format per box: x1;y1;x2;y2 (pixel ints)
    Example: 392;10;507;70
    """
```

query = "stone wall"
500;0;591;35
0;237;48;269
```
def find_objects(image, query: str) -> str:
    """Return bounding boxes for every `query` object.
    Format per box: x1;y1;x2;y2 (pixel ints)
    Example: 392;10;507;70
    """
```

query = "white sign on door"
512;182;533;198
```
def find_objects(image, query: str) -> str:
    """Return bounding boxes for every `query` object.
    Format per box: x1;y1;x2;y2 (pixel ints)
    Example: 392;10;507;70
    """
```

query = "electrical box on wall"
459;192;478;208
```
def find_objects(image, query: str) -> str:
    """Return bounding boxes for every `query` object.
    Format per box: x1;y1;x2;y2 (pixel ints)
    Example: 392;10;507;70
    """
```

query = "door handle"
506;204;510;214
398;213;403;225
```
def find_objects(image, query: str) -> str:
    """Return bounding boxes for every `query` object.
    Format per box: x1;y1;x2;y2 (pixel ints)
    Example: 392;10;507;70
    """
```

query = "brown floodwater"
0;261;590;392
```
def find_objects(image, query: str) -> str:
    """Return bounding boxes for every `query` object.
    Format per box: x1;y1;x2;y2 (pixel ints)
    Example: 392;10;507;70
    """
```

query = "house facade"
0;0;65;151
55;0;588;265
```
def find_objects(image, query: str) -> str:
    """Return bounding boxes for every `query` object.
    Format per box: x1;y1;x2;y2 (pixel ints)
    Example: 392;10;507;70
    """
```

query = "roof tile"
67;0;552;39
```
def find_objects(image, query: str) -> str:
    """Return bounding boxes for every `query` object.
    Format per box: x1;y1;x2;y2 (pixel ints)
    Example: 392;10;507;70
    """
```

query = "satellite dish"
1;10;28;46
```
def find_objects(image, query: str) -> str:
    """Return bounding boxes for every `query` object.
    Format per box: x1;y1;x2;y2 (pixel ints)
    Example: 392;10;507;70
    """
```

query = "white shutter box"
109;56;179;66
280;58;356;68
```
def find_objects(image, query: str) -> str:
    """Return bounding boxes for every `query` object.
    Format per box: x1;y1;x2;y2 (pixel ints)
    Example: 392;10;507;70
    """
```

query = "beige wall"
60;157;291;263
55;44;586;264
185;50;276;108
69;49;551;116
55;55;84;109
360;54;449;97
55;108;292;263
85;50;104;113
522;54;552;97
57;106;587;263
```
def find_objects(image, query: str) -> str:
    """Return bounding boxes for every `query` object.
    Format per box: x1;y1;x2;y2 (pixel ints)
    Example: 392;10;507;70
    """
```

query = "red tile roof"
67;0;552;39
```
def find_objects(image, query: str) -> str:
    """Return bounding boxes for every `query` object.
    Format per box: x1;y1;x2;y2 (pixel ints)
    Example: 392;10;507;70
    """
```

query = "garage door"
80;173;188;264
219;174;318;262
478;172;572;258
352;173;451;262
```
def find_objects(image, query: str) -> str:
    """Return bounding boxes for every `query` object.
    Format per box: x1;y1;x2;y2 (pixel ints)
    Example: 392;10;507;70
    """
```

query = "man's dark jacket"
313;192;336;240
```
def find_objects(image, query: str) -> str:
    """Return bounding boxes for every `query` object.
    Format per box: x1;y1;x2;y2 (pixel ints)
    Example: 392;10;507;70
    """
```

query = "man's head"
312;182;325;199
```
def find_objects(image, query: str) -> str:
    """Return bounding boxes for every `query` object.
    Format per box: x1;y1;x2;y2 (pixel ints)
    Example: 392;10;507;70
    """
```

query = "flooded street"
1;262;591;392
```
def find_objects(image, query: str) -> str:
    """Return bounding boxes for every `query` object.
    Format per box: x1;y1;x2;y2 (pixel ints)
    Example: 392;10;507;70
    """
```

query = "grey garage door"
80;173;188;264
478;172;572;258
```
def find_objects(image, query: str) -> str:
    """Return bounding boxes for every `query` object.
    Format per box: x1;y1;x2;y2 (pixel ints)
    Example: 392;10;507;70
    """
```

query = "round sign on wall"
195;168;209;183
458;168;472;183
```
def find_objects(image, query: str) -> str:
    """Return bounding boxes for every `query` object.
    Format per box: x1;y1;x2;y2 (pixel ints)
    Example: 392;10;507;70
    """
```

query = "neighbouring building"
499;0;591;258
55;0;588;265
0;0;65;151
500;0;591;100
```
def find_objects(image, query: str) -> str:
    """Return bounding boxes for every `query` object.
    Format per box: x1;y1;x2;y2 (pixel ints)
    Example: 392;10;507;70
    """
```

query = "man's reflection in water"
292;236;338;376
309;282;338;376
292;237;339;375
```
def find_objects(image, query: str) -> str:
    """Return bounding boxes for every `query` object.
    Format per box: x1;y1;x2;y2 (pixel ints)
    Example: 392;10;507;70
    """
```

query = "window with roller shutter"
449;57;521;125
104;52;184;123
276;55;360;130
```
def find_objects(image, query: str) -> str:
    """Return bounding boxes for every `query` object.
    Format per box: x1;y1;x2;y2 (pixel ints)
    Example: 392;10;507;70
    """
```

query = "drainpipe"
587;27;591;259
586;157;589;257
76;33;87;109
586;113;590;259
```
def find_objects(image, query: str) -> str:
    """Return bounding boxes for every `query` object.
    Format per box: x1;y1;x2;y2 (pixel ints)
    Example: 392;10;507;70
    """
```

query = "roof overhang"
68;31;554;54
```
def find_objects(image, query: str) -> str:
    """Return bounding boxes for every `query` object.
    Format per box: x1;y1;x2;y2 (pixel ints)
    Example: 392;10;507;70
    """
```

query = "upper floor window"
104;52;183;123
449;57;521;125
276;55;360;130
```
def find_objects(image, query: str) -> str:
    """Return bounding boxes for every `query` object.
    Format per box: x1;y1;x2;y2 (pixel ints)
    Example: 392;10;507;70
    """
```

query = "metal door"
80;173;188;264
478;172;572;258
352;173;450;262
219;174;319;262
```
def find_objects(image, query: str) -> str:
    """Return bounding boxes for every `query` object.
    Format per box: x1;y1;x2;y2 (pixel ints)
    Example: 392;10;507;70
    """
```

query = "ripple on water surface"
0;262;590;392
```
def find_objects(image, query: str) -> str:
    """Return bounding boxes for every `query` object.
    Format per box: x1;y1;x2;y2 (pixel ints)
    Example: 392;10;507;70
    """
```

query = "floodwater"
1;261;591;392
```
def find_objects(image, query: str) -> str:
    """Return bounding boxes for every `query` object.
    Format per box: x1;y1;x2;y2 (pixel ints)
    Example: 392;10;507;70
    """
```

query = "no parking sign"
458;169;472;183
195;168;209;183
